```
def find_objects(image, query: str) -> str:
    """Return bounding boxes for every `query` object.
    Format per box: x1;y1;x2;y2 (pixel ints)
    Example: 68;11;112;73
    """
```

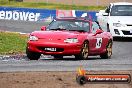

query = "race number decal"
96;38;102;48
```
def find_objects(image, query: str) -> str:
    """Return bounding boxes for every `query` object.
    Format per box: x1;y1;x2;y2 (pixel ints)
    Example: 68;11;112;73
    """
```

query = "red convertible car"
26;17;113;60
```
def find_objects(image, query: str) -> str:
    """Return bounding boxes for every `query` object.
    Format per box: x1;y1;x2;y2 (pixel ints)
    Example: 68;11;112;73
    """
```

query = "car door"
90;22;104;53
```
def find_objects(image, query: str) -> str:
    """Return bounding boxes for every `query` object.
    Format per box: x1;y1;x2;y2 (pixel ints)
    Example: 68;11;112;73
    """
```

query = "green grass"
0;32;28;55
0;0;105;11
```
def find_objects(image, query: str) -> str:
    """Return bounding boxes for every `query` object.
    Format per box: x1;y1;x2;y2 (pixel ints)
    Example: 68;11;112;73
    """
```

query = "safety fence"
0;6;97;22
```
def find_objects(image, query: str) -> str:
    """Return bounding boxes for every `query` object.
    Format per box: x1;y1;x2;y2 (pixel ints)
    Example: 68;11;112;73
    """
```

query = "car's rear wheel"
100;41;112;59
53;55;63;59
26;47;41;60
75;41;89;60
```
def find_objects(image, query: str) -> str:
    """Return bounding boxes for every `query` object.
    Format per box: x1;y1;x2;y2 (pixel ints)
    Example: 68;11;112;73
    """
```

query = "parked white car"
96;2;132;37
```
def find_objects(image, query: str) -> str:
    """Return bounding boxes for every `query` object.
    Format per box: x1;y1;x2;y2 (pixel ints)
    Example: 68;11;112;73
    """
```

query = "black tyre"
76;75;87;85
75;41;89;60
53;55;63;59
26;48;41;60
100;41;112;59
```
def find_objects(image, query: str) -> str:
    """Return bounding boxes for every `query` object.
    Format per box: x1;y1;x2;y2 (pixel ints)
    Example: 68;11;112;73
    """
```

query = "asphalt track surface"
0;20;132;72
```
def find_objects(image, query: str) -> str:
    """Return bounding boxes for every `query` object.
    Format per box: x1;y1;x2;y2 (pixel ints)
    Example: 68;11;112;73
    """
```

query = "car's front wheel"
75;41;89;60
26;47;41;60
100;41;112;59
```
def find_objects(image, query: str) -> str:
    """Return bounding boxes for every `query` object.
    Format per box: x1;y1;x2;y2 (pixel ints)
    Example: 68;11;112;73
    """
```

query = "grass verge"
0;1;105;11
0;31;28;55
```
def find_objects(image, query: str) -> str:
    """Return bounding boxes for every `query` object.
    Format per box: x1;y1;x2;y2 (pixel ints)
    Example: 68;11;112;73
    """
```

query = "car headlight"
64;38;78;43
113;23;125;27
29;35;38;41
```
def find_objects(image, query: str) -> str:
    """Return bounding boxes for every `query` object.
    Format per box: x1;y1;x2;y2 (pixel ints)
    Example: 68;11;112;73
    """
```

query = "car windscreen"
47;20;90;32
110;5;132;16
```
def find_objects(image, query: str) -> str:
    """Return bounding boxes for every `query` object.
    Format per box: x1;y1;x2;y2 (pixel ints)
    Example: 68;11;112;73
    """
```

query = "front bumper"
27;40;82;55
110;26;132;37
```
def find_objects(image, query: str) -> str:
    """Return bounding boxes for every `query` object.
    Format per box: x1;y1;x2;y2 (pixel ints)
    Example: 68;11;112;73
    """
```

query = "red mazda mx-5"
26;17;113;60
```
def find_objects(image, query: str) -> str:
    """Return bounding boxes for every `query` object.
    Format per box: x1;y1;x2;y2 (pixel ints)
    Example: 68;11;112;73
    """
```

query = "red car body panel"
27;17;113;57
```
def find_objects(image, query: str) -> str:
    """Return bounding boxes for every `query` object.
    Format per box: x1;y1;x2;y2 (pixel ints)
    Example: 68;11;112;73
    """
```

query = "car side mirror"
41;26;46;31
95;29;103;35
